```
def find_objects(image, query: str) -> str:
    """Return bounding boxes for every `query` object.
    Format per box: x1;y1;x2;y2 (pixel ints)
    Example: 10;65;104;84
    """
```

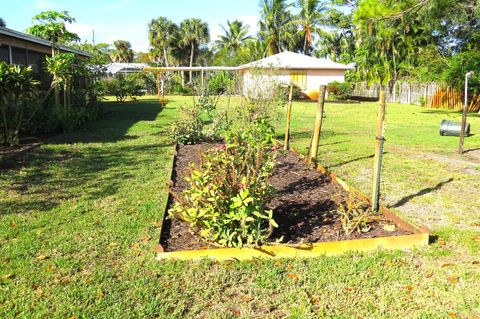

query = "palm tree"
148;17;178;67
292;0;328;55
0;18;6;27
216;20;252;52
179;18;210;83
111;40;134;63
259;0;292;56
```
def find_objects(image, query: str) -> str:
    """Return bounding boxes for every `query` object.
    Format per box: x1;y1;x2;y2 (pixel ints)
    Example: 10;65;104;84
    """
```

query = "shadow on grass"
389;178;455;209
0;98;169;216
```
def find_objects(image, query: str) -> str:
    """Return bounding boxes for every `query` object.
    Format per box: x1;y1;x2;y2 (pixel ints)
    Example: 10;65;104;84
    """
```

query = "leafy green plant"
168;104;205;145
0;63;39;146
99;74;144;102
326;81;352;100
169;118;279;247
334;193;376;235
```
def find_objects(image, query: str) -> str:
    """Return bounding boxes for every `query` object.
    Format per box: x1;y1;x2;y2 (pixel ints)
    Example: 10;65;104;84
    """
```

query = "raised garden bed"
157;144;429;260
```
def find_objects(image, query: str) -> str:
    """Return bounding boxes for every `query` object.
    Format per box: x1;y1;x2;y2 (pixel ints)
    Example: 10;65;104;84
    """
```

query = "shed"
238;51;354;100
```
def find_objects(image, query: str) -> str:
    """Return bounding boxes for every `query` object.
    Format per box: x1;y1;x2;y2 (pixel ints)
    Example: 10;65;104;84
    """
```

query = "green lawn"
1;96;479;318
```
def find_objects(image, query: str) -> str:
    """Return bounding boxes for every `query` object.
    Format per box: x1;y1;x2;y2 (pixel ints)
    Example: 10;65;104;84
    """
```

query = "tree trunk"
163;48;169;67
189;42;194;84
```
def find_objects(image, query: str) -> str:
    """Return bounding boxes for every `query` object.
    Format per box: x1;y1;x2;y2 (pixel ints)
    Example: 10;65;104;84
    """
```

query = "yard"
1;96;479;318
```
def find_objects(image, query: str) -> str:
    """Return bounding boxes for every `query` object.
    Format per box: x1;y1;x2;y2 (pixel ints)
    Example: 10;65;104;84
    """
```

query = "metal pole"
459;71;474;154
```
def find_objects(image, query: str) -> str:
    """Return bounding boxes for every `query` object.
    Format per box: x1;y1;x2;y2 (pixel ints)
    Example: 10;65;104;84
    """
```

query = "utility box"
440;120;470;137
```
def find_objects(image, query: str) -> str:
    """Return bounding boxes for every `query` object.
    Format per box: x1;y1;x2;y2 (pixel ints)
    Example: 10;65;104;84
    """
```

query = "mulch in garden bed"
161;143;412;252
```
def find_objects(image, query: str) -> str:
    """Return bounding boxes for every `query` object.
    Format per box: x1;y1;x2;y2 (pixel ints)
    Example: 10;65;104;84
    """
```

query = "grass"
1;95;479;318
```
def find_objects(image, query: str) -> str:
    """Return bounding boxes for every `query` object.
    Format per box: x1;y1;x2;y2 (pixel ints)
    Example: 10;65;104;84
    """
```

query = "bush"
168;104;205;145
326;81;352;100
99;74;144;102
168;117;279;247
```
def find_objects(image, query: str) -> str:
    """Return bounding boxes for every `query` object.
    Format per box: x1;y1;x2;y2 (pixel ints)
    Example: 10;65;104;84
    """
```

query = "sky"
1;0;262;51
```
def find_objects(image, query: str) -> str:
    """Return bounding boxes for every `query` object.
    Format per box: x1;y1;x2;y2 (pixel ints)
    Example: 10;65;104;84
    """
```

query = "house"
104;63;148;77
238;51;354;100
0;26;91;87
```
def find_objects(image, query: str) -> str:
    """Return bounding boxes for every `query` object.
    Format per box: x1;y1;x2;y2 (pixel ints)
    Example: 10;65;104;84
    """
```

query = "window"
290;70;307;90
11;46;27;65
0;45;9;63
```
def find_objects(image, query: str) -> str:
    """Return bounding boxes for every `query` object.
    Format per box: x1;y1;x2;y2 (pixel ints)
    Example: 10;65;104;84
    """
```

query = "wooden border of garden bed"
156;144;429;261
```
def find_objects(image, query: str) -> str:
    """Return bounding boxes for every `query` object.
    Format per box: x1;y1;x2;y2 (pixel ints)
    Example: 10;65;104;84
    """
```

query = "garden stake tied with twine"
309;85;327;165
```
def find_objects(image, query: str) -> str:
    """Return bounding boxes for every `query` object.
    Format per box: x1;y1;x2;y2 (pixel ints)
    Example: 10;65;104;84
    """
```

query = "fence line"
351;81;480;112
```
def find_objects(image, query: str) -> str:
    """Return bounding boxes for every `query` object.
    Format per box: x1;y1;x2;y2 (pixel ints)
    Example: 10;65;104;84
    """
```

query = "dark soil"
0;135;52;160
161;143;412;252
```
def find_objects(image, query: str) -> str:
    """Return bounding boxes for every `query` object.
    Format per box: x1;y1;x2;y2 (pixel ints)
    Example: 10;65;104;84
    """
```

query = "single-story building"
238;51;354;100
0;26;91;87
104;63;148;77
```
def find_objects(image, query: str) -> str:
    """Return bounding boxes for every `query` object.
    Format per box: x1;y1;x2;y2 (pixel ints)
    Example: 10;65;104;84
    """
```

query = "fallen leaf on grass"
447;276;459;284
287;273;299;280
286;264;293;270
241;295;253;302
98;291;105;300
437;238;446;246
231;308;240;317
441;263;452;268
36;255;48;261
472;261;479;265
152;221;163;228
45;263;56;272
404;285;414;292
35;287;43;297
383;224;396;232
344;287;356;292
141;235;152;242
10;221;17;228
448;312;458;318
425;271;434;278
473;236;480;242
310;295;319;304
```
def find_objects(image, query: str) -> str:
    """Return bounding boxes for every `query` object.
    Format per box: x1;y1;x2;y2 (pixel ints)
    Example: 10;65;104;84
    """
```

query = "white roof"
239;51;354;70
105;63;148;75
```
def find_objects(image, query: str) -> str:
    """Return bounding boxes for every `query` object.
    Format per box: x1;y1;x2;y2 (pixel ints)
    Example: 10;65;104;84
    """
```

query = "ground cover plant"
1;96;479;318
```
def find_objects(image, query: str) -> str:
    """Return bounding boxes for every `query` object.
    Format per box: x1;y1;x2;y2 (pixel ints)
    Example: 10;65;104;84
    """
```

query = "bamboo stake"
309;85;327;164
372;88;387;212
284;84;294;151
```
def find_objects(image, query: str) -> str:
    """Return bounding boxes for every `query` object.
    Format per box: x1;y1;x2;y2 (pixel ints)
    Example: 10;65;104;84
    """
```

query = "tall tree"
0;18;6;27
259;0;293;56
291;0;328;55
26;11;80;57
73;42;112;64
179;18;210;83
148;17;178;66
111;40;134;63
216;20;252;52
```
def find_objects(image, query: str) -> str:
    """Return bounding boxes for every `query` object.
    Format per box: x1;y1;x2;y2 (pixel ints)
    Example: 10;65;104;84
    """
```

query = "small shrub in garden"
334;193;376;235
99;74;144;102
326;81;352;100
168;104;205;145
168;118;279;248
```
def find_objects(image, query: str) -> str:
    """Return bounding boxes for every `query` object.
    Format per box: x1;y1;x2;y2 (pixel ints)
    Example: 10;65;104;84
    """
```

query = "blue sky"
2;0;262;51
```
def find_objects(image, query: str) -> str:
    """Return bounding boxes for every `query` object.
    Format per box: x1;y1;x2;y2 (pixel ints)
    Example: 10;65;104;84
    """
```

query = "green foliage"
0;63;39;145
168;104;205;145
442;50;480;94
111;40;134;63
169;118;278;247
26;11;80;49
326;81;352;100
99;74;144;102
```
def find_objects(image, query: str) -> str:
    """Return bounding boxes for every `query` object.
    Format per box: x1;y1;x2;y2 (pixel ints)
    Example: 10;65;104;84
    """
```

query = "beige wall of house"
241;68;346;100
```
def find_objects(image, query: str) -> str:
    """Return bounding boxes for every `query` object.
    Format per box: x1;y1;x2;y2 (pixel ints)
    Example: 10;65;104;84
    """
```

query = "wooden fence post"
372;87;387;212
309;85;327;164
156;71;161;97
284;85;294;151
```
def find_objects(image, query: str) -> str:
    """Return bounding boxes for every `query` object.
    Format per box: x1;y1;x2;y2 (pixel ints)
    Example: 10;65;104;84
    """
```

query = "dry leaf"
274;261;282;268
448;312;458;318
152;221;163;228
287;273;299;280
438;239;446;246
46;263;57;272
141;235;152;242
310;295;319;304
286;264;293;270
231;308;240;317
447;276;459;284
35;287;43;297
383;224;396;232
241;295;253;302
473;236;480;242
98;291;105;300
10;221;17;228
425;271;434;278
472;261;479;265
344;287;356;292
441;263;452;268
404;285;414;292
36;255;48;261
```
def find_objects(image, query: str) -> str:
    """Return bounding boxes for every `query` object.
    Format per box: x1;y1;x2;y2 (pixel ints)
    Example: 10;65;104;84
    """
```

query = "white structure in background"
104;63;148;77
238;51;354;99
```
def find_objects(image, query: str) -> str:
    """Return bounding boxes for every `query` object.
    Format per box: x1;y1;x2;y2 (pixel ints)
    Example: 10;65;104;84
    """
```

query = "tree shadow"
389;178;455;209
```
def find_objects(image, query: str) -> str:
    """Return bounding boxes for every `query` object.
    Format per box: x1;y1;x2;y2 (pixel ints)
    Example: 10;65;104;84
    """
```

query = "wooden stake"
309;85;327;164
372;88;387;212
284;84;294;151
